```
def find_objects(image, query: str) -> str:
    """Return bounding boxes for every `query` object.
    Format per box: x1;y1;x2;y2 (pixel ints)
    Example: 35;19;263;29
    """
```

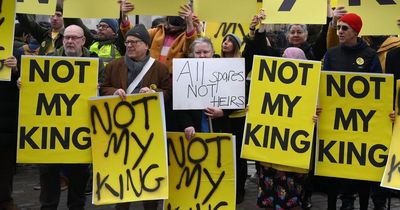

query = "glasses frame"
337;25;350;31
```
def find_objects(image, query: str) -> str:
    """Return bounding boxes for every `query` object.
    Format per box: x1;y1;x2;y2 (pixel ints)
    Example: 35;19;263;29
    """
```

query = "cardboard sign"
195;0;257;23
173;58;245;110
90;93;168;205
381;80;400;189
262;0;327;24
63;0;120;18
338;0;400;35
126;0;186;16
16;0;57;15
17;56;98;163
316;71;393;181
164;132;235;210
242;56;321;170
0;0;15;81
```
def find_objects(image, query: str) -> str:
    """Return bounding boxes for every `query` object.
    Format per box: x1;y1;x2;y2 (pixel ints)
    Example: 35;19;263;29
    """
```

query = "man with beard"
64;18;123;66
120;1;196;74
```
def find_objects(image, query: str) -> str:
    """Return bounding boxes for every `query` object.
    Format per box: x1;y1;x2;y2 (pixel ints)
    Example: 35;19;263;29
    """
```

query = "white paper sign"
173;58;245;110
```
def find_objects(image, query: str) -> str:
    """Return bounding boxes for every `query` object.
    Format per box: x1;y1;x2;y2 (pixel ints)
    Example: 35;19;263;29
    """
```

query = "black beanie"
126;24;150;46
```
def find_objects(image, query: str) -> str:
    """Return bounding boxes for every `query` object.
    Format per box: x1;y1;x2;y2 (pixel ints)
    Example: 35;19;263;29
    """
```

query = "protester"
25;25;97;210
120;1;196;73
64;17;123;65
176;37;230;142
100;24;171;210
323;13;383;210
327;6;400;72
255;47;313;210
0;56;19;210
16;4;64;55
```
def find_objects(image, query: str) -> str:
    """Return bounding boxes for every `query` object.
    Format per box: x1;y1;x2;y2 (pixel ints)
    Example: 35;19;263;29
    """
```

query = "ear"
82;36;86;45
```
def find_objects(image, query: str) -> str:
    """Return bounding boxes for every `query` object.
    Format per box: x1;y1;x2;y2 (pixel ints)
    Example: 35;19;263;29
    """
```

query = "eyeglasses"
96;24;110;30
63;36;84;41
337;25;349;31
124;40;143;46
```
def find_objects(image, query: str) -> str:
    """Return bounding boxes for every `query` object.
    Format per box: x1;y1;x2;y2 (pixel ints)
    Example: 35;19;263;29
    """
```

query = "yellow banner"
338;0;400;35
164;132;235;209
127;0;186;16
381;80;400;189
195;0;257;23
16;0;57;15
205;22;250;57
316;71;393;181
0;0;15;81
262;0;327;24
90;93;168;205
17;56;98;163
63;0;120;18
242;56;321;170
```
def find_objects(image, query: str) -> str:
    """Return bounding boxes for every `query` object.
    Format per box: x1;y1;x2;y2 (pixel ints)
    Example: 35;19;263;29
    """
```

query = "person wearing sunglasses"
323;13;383;210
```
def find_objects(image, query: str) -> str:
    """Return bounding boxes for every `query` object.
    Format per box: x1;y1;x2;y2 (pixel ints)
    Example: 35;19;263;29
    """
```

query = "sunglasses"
337;25;350;31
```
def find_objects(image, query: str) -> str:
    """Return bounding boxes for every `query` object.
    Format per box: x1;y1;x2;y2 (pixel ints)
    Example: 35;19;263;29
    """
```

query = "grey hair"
286;24;308;35
188;37;215;58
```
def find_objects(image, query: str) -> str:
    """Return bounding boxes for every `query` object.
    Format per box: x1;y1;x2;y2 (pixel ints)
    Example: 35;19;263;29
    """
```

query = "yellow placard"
17;56;98;163
127;0;187;16
90;93;168;205
164;132;235;209
63;0;120;18
242;56;321;170
262;0;327;24
338;0;400;35
205;22;250;57
195;0;257;23
0;0;15;81
381;80;400;189
331;0;338;8
16;0;57;15
316;71;393;181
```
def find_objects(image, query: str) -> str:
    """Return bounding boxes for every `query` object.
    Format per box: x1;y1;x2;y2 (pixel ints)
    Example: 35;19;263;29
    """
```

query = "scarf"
125;54;150;92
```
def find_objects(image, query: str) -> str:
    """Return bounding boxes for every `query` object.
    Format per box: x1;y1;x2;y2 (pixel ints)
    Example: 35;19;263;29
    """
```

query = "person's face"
50;11;64;31
193;42;213;58
222;37;234;54
125;36;148;61
337;21;358;46
96;22;115;40
63;26;85;56
287;25;307;47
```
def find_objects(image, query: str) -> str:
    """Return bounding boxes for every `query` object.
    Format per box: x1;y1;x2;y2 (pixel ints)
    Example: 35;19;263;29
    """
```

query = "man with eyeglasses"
100;24;171;210
32;24;104;210
323;13;382;210
120;1;196;74
16;4;64;55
